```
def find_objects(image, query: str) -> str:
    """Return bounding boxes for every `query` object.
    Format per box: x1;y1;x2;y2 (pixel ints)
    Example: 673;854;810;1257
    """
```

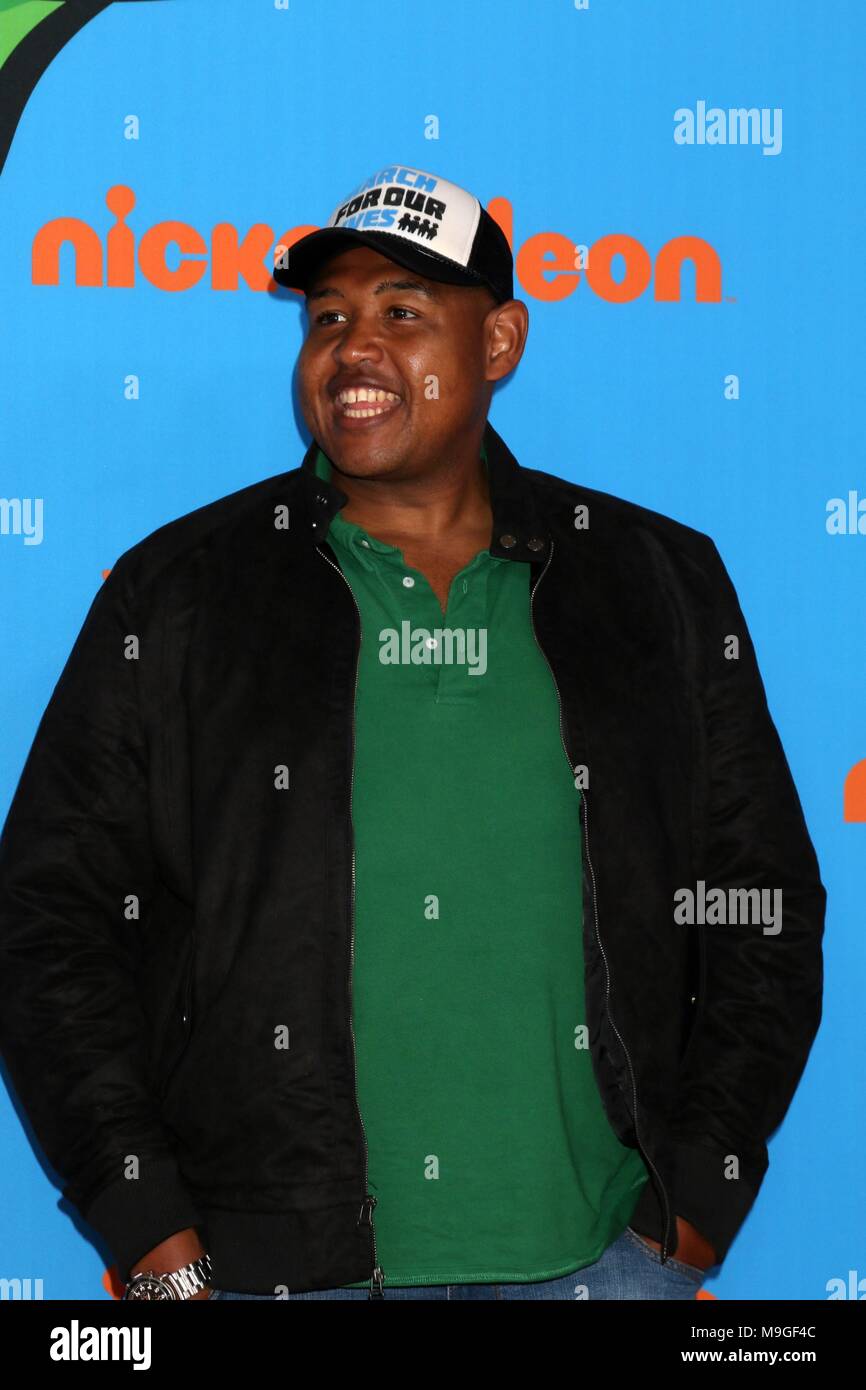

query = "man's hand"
129;1227;212;1299
635;1216;717;1271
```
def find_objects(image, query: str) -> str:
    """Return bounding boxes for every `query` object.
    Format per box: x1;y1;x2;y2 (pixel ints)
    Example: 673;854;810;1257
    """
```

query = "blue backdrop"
1;0;863;1301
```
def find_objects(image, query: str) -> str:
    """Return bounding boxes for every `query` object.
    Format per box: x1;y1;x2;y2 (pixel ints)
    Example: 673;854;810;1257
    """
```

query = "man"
0;165;825;1301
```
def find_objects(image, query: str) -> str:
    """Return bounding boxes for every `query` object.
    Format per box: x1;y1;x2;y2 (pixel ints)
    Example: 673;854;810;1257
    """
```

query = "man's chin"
320;436;409;481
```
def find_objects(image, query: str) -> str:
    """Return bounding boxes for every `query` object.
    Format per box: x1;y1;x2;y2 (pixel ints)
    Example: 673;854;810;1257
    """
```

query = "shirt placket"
432;553;492;704
331;519;495;704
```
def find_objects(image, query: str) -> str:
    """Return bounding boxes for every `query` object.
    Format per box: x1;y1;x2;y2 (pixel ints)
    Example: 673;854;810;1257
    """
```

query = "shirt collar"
313;445;495;569
314;455;394;569
298;419;551;565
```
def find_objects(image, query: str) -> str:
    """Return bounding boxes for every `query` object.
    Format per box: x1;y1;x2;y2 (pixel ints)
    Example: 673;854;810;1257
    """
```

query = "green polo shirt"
314;444;649;1287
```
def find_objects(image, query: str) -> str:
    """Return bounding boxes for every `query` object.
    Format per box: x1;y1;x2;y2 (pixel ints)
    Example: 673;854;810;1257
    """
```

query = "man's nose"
331;312;385;362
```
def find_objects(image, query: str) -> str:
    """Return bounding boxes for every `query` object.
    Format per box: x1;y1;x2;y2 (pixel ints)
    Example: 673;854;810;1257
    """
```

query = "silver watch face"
125;1275;175;1301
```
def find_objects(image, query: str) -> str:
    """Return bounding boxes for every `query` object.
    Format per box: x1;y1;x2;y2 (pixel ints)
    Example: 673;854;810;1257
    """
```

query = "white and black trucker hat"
272;163;514;304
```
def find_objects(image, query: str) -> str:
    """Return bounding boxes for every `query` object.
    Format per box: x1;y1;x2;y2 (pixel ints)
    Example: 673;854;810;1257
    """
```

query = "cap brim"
272;226;488;293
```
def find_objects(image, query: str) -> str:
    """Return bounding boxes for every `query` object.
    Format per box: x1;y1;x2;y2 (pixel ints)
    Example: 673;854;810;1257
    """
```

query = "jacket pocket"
159;1006;320;1190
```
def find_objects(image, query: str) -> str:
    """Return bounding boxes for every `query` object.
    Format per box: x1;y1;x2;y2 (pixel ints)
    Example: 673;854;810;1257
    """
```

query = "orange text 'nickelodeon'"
31;185;723;304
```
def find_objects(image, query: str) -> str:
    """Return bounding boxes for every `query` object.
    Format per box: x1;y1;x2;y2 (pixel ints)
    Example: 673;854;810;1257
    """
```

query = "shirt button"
499;533;517;549
426;637;438;650
402;576;415;588
360;539;370;548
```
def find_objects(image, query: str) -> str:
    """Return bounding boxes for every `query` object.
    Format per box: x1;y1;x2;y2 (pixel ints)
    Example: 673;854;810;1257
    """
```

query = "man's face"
297;243;519;479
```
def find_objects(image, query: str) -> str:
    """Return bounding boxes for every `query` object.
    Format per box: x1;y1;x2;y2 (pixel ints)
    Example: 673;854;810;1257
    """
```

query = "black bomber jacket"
0;420;826;1296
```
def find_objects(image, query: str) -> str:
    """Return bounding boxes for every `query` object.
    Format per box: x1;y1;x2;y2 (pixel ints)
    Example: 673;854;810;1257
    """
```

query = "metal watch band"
125;1251;213;1300
163;1252;213;1299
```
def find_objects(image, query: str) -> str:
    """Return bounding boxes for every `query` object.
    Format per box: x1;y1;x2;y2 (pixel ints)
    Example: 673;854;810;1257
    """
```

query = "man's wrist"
130;1227;206;1277
126;1227;213;1298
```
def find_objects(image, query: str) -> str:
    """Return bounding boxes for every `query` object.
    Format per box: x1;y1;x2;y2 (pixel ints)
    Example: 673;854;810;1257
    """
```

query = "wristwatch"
122;1252;214;1301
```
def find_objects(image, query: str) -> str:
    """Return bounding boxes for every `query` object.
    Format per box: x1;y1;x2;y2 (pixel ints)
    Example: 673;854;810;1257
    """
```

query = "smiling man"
0;165;824;1303
296;242;518;615
303;249;496;677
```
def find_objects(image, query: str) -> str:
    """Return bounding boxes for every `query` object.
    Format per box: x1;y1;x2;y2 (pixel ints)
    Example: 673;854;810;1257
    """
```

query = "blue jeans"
207;1226;707;1300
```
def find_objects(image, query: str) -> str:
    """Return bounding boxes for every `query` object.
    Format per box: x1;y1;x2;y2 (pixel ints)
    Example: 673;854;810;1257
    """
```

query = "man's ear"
486;300;529;384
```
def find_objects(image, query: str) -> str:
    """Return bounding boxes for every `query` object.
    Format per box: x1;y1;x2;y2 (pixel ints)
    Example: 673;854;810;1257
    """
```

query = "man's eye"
312;305;419;327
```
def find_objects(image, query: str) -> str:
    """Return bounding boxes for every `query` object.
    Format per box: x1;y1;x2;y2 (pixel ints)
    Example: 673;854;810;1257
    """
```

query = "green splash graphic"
0;2;65;72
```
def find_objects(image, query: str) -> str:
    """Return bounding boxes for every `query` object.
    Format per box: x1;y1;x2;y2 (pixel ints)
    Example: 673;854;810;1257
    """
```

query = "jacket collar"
297;420;551;564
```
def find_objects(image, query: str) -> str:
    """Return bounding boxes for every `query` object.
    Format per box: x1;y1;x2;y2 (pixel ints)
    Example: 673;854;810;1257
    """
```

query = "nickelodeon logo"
32;186;724;304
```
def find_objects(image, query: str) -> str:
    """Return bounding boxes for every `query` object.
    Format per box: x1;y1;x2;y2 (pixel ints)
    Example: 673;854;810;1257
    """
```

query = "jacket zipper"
528;538;674;1263
316;541;385;1298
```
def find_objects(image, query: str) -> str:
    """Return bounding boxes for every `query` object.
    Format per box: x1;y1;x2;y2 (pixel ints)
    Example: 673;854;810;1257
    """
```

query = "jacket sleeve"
629;535;826;1264
0;554;204;1285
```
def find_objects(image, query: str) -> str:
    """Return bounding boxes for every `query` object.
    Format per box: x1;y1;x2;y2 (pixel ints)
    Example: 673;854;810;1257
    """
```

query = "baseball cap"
272;163;513;304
